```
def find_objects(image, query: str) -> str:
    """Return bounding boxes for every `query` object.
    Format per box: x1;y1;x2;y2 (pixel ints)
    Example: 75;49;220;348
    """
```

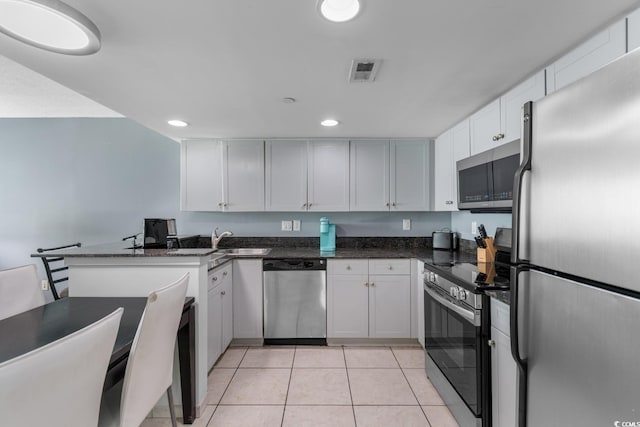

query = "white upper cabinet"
470;98;501;155
308;140;350;211
500;70;546;142
222;140;265;212
546;19;626;94
434;129;453;211
434;120;470;211
181;139;224;211
470;70;545;155
350;140;390;211
350;140;431;211
628;8;640;52
265;140;308;211
390;140;431;211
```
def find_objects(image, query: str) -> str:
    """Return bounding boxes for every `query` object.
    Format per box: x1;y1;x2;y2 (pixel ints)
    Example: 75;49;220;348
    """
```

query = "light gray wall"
1;118;452;286
0;118;181;275
180;211;451;238
451;210;512;240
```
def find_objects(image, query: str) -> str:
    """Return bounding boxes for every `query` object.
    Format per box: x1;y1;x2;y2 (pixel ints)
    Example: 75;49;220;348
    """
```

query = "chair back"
37;242;82;300
0;264;46;320
120;273;189;427
0;307;123;427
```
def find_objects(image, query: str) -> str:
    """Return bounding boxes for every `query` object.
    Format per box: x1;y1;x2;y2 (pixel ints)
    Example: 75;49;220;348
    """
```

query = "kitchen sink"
222;248;271;256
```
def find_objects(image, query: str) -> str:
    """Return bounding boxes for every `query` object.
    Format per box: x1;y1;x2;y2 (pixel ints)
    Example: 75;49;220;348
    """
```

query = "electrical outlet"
281;220;293;231
41;280;49;291
471;221;477;235
293;220;301;231
402;219;411;231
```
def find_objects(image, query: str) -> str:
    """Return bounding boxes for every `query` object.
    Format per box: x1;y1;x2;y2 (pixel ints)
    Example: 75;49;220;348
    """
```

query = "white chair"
0;307;123;427
0;264;46;320
100;273;189;427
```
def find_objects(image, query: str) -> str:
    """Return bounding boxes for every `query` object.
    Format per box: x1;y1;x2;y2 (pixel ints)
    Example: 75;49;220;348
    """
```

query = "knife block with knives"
476;224;497;263
477;237;496;263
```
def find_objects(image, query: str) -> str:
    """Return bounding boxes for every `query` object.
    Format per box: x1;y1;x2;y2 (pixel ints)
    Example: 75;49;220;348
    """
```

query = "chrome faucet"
212;227;233;250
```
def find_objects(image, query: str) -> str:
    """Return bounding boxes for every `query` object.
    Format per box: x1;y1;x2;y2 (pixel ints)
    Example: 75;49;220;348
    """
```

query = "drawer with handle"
208;263;232;291
369;259;411;275
327;259;368;275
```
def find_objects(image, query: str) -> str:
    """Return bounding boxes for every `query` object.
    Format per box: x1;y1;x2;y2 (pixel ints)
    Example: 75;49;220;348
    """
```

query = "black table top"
0;297;195;366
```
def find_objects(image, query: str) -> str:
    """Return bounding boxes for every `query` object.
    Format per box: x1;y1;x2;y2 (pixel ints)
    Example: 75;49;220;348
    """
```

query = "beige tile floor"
141;346;459;427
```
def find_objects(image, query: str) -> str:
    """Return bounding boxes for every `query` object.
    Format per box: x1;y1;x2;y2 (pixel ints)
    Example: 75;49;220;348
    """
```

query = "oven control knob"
450;287;459;299
429;272;436;282
458;289;467;301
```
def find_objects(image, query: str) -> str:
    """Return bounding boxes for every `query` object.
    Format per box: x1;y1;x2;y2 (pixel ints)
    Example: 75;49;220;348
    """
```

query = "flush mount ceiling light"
321;119;339;127
319;0;360;23
168;119;189;127
0;0;100;55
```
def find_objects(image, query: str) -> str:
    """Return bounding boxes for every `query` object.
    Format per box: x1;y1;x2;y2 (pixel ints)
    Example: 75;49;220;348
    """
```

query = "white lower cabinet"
415;260;425;347
232;259;263;339
490;297;517;427
207;262;233;369
327;259;411;339
327;273;369;338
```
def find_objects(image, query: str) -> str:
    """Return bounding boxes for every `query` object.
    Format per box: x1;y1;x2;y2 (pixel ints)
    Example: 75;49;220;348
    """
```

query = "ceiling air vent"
349;59;381;82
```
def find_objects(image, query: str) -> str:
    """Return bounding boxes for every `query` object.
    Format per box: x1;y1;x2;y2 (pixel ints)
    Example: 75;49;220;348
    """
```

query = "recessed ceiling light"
168;119;189;127
319;0;361;23
0;0;101;55
321;119;339;127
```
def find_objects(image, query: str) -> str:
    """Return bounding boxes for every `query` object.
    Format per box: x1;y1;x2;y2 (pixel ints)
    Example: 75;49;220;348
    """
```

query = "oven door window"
424;288;481;416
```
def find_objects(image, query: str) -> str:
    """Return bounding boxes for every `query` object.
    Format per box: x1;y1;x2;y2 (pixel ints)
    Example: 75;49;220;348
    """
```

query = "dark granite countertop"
485;290;511;306
30;242;219;258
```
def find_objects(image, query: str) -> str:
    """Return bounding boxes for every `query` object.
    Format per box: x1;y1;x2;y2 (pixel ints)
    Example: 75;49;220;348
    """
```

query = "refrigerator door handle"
510;265;529;427
511;101;533;265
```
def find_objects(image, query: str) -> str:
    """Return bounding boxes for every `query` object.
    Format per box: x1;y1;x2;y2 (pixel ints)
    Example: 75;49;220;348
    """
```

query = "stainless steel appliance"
511;48;640;426
424;229;513;427
143;218;177;248
457;140;520;212
432;230;459;251
263;259;327;345
424;267;491;427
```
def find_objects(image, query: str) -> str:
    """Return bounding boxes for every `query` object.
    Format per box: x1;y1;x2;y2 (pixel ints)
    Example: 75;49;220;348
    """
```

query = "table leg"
177;304;196;424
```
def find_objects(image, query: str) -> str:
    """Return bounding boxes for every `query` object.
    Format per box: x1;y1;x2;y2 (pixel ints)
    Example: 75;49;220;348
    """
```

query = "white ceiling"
0;0;639;139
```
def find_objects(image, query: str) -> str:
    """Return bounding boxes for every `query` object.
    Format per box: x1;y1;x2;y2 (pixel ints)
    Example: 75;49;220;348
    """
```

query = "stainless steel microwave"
456;140;520;212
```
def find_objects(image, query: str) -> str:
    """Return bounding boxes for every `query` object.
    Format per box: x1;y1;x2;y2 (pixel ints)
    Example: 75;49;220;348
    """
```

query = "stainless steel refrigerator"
511;47;640;426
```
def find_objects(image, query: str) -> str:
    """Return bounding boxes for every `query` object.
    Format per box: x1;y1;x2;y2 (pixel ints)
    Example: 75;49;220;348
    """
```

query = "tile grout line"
391;347;432;426
280;346;296;427
342;345;359;427
206;347;248;426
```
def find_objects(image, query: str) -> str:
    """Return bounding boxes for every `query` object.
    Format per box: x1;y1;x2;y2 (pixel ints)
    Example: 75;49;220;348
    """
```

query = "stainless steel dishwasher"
263;259;326;345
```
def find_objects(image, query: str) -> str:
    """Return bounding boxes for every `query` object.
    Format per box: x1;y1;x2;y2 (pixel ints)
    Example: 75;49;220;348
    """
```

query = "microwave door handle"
511;101;533;265
424;284;479;326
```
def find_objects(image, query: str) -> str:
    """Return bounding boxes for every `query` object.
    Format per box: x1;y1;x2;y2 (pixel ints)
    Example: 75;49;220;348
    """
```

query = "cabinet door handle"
223;271;228;276
370;282;375;287
364;282;369;287
488;339;495;347
498;133;504;140
218;202;224;207
346;265;351;270
392;202;396;207
212;276;218;281
388;265;393;270
308;203;312;208
386;202;390;207
492;135;499;141
302;203;307;208
221;290;226;296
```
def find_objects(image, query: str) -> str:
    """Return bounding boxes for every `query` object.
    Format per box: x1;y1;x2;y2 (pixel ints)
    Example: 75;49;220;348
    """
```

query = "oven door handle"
424;283;480;326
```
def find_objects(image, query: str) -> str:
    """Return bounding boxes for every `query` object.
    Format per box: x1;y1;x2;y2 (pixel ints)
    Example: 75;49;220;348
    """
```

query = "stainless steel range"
423;229;512;427
423;266;490;427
